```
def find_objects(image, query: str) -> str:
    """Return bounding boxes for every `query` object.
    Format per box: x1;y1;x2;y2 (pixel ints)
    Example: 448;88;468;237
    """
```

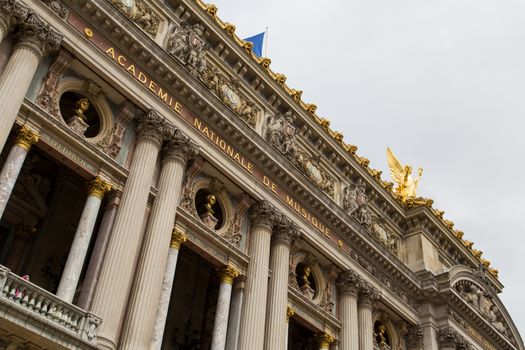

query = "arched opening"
195;189;223;230
374;320;391;348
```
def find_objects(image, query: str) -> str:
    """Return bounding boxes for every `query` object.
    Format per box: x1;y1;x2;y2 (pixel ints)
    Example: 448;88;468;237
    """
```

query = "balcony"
0;265;101;350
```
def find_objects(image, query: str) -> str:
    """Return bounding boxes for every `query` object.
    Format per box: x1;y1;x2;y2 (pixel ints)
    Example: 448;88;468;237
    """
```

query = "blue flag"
244;31;265;57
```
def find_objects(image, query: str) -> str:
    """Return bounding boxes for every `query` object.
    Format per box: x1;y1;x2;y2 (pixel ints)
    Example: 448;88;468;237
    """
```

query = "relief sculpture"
167;22;207;76
265;110;297;162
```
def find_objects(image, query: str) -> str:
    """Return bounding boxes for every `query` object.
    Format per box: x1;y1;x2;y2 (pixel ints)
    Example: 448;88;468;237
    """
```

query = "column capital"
16;13;62;60
286;306;295;322
406;324;424;350
272;215;300;247
88;177;112;199
218;265;239;285
136;109;168;147
336;269;360;296
358;281;381;307
315;332;334;349
249;200;281;231
14;125;39;151
0;0;28;34
162;128;199;165
170;228;187;249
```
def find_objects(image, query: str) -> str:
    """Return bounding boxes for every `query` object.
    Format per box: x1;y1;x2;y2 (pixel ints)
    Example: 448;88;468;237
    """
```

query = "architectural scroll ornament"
265;110;298;162
96;103;135;159
343;180;398;254
202;66;258;127
455;282;510;337
295;152;334;196
110;0;160;36
36;50;72;117
167;22;207;76
222;193;254;247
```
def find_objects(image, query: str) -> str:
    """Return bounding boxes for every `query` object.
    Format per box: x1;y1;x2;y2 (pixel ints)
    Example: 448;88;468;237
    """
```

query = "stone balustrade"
0;265;101;348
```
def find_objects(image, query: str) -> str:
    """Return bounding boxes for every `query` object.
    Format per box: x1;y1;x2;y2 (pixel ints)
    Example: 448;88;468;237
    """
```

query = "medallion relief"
202;65;259;127
295;151;335;197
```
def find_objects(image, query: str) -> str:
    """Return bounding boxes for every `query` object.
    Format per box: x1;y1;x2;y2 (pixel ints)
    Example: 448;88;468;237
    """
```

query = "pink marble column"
56;177;112;303
0;125;39;219
0;14;61;152
264;219;299;350
119;129;198;350
76;191;121;310
90;110;167;350
238;201;280;350
210;265;239;350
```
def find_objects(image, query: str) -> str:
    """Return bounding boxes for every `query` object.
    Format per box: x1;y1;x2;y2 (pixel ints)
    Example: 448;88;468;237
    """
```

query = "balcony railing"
0;265;101;348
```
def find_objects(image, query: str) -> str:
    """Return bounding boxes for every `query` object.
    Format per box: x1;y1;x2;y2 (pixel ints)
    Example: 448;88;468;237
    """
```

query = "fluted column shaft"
90;111;165;350
0;19;60;152
77;191;121;310
210;266;239;350
57;177;111;303
0;125;38;219
358;299;374;350
150;230;187;350
238;201;278;350
225;278;245;350
285;306;295;349
265;224;297;350
339;290;359;350
120;131;197;350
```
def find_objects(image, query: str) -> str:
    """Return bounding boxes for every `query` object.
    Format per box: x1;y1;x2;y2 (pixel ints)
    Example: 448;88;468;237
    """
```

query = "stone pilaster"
0;13;61;152
77;191;121;310
119;128;198;350
210;265;239;350
358;282;380;350
238;200;280;350
56;177;111;303
265;216;300;350
337;269;360;350
0;125;39;219
316;332;335;350
90;110;166;350
150;229;187;350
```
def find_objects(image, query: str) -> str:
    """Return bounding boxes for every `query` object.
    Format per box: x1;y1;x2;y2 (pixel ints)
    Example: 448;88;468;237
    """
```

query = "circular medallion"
225;87;240;107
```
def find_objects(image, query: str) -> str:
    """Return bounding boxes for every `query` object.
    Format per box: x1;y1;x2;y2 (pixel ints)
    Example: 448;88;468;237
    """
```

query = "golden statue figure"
74;98;90;121
204;193;216;215
302;266;311;287
386;147;425;205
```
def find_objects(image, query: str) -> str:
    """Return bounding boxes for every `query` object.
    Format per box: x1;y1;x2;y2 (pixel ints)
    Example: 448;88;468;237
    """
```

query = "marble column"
265;218;299;350
56;177;111;303
150;229;187;350
358;283;380;350
0;125;39;219
77;191;121;310
90;110;167;350
238;201;280;350
285;306;295;349
120;129;198;350
316;333;335;350
336;270;360;350
0;15;61;152
210;265;239;350
225;277;245;350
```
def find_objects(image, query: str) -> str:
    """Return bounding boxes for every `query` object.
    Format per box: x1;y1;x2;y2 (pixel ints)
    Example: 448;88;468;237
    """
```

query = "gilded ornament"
259;57;271;69
386;147;425;205
455;230;464;239
290;89;302;102
345;143;358;155
204;193;216;215
315;333;334;348
84;27;93;38
381;180;394;191
205;3;217;17
433;208;445;219
356;155;370;167
462;240;474;249
222;23;236;36
171;228;187;249
318;117;330;129
333;131;344;143
74;97;90;121
241;40;253;55
480;258;491;268
472;249;483;258
443;219;454;229
488;267;499;278
368;168;382;181
306;103;317;114
286;306;295;321
88;177;112;199
274;73;287;85
15;125;40;151
338;239;343;248
218;265;239;284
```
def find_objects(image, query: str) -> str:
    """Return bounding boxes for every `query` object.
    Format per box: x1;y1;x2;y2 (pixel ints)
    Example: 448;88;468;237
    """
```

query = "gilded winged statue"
386;147;424;204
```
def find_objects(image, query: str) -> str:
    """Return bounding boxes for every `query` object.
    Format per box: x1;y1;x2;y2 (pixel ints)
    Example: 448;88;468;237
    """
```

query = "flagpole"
264;26;268;57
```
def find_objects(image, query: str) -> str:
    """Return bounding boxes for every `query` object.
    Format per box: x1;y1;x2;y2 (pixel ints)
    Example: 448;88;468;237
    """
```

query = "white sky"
210;0;525;335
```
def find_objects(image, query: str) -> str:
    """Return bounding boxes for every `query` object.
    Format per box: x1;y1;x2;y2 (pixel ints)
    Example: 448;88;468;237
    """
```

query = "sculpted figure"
238;100;257;126
167;23;207;74
386;147;424;204
461;284;480;309
478;291;493;316
74;98;90;121
265;111;297;160
134;1;159;35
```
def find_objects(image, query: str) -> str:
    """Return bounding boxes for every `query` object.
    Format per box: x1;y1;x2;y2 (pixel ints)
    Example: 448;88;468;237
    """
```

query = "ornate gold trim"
88;177;112;199
218;265;239;285
315;333;334;349
286;306;295;322
171;228;187;249
14;126;40;151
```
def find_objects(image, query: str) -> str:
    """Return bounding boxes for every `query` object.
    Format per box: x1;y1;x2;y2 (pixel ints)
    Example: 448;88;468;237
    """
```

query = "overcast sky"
211;0;525;334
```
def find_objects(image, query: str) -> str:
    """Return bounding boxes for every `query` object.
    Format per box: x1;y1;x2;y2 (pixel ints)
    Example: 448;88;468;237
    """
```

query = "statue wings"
386;147;404;185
